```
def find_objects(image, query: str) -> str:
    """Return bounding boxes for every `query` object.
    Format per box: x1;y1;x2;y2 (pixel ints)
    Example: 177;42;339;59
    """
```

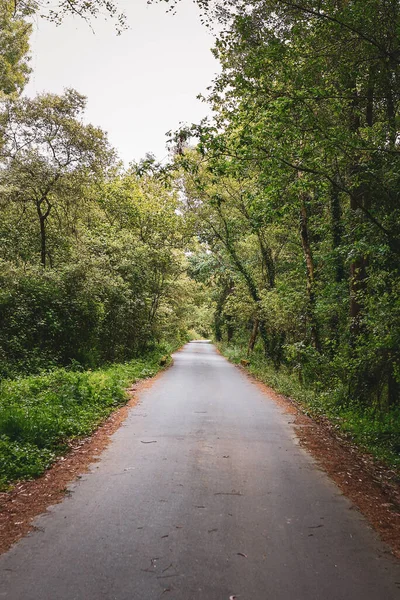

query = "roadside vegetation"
1;0;399;486
0;1;212;487
169;0;400;470
219;342;400;469
0;347;175;489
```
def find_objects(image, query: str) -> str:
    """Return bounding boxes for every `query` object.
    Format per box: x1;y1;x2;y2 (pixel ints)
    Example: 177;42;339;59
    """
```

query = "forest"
1;0;400;487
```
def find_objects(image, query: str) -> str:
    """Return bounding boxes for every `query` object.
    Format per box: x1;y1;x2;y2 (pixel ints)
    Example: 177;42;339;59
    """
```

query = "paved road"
1;341;400;600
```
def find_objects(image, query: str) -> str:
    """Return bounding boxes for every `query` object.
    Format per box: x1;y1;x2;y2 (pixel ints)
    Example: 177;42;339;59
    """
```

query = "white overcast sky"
25;1;219;164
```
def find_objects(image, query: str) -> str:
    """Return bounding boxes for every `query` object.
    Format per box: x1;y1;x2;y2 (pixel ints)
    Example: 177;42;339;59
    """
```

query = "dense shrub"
0;346;174;487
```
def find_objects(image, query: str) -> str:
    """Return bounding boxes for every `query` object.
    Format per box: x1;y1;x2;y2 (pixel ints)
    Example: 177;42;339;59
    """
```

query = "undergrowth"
0;345;176;489
218;342;400;470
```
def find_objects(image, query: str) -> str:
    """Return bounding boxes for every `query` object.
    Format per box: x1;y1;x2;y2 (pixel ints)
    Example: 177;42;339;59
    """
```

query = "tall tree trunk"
328;181;345;349
384;0;398;150
388;364;399;409
226;315;234;342
214;312;223;342
39;215;46;267
330;182;344;284
348;72;374;339
299;197;321;352
225;241;269;357
348;80;361;327
349;188;368;338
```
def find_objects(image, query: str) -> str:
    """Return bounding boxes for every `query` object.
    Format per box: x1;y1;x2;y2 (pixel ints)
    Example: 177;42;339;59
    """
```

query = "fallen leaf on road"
161;586;173;595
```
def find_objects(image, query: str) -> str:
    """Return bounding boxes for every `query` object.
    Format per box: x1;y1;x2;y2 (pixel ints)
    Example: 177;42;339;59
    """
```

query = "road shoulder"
238;364;400;559
0;372;164;555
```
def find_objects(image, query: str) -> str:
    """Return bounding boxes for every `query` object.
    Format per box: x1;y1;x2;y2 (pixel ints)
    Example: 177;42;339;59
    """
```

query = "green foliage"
0;77;210;487
2;0;400;482
218;341;400;468
0;74;212;489
0;1;32;97
40;0;127;32
0;438;55;486
0;90;114;268
0;88;205;377
174;0;400;432
167;0;400;470
0;346;174;488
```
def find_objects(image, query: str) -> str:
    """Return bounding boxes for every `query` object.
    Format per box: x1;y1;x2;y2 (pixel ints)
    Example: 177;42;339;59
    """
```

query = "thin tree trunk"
388;365;399;408
226;315;234;342
36;198;52;268
247;318;259;356
349;187;368;338
210;210;270;356
39;215;46;267
257;232;275;288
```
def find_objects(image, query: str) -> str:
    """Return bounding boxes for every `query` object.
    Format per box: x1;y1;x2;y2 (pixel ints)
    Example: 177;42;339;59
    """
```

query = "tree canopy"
167;0;400;417
0;0;399;465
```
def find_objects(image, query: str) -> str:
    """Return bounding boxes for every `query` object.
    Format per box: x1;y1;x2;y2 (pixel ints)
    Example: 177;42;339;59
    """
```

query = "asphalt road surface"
1;341;400;600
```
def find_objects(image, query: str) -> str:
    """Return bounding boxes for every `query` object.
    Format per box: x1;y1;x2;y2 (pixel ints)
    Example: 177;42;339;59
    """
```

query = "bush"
0;345;173;488
0;437;55;488
0;260;153;377
218;341;400;469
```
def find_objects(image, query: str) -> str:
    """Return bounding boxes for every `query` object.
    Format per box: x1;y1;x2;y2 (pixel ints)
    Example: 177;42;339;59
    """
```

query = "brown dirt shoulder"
239;365;400;559
0;370;165;556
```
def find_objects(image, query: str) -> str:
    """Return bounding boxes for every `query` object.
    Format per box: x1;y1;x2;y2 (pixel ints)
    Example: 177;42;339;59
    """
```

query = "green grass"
0;345;175;489
218;341;400;471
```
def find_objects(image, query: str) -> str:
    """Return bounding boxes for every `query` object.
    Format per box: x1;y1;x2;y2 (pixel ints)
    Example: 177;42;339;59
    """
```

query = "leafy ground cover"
218;342;400;471
0;345;174;489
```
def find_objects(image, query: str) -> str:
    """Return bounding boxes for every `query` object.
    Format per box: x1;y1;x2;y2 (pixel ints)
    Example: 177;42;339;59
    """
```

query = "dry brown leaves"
243;367;400;559
0;373;163;556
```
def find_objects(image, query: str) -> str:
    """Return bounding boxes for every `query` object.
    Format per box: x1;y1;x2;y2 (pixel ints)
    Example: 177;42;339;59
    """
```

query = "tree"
170;0;400;406
15;0;127;31
0;89;114;267
0;1;32;97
